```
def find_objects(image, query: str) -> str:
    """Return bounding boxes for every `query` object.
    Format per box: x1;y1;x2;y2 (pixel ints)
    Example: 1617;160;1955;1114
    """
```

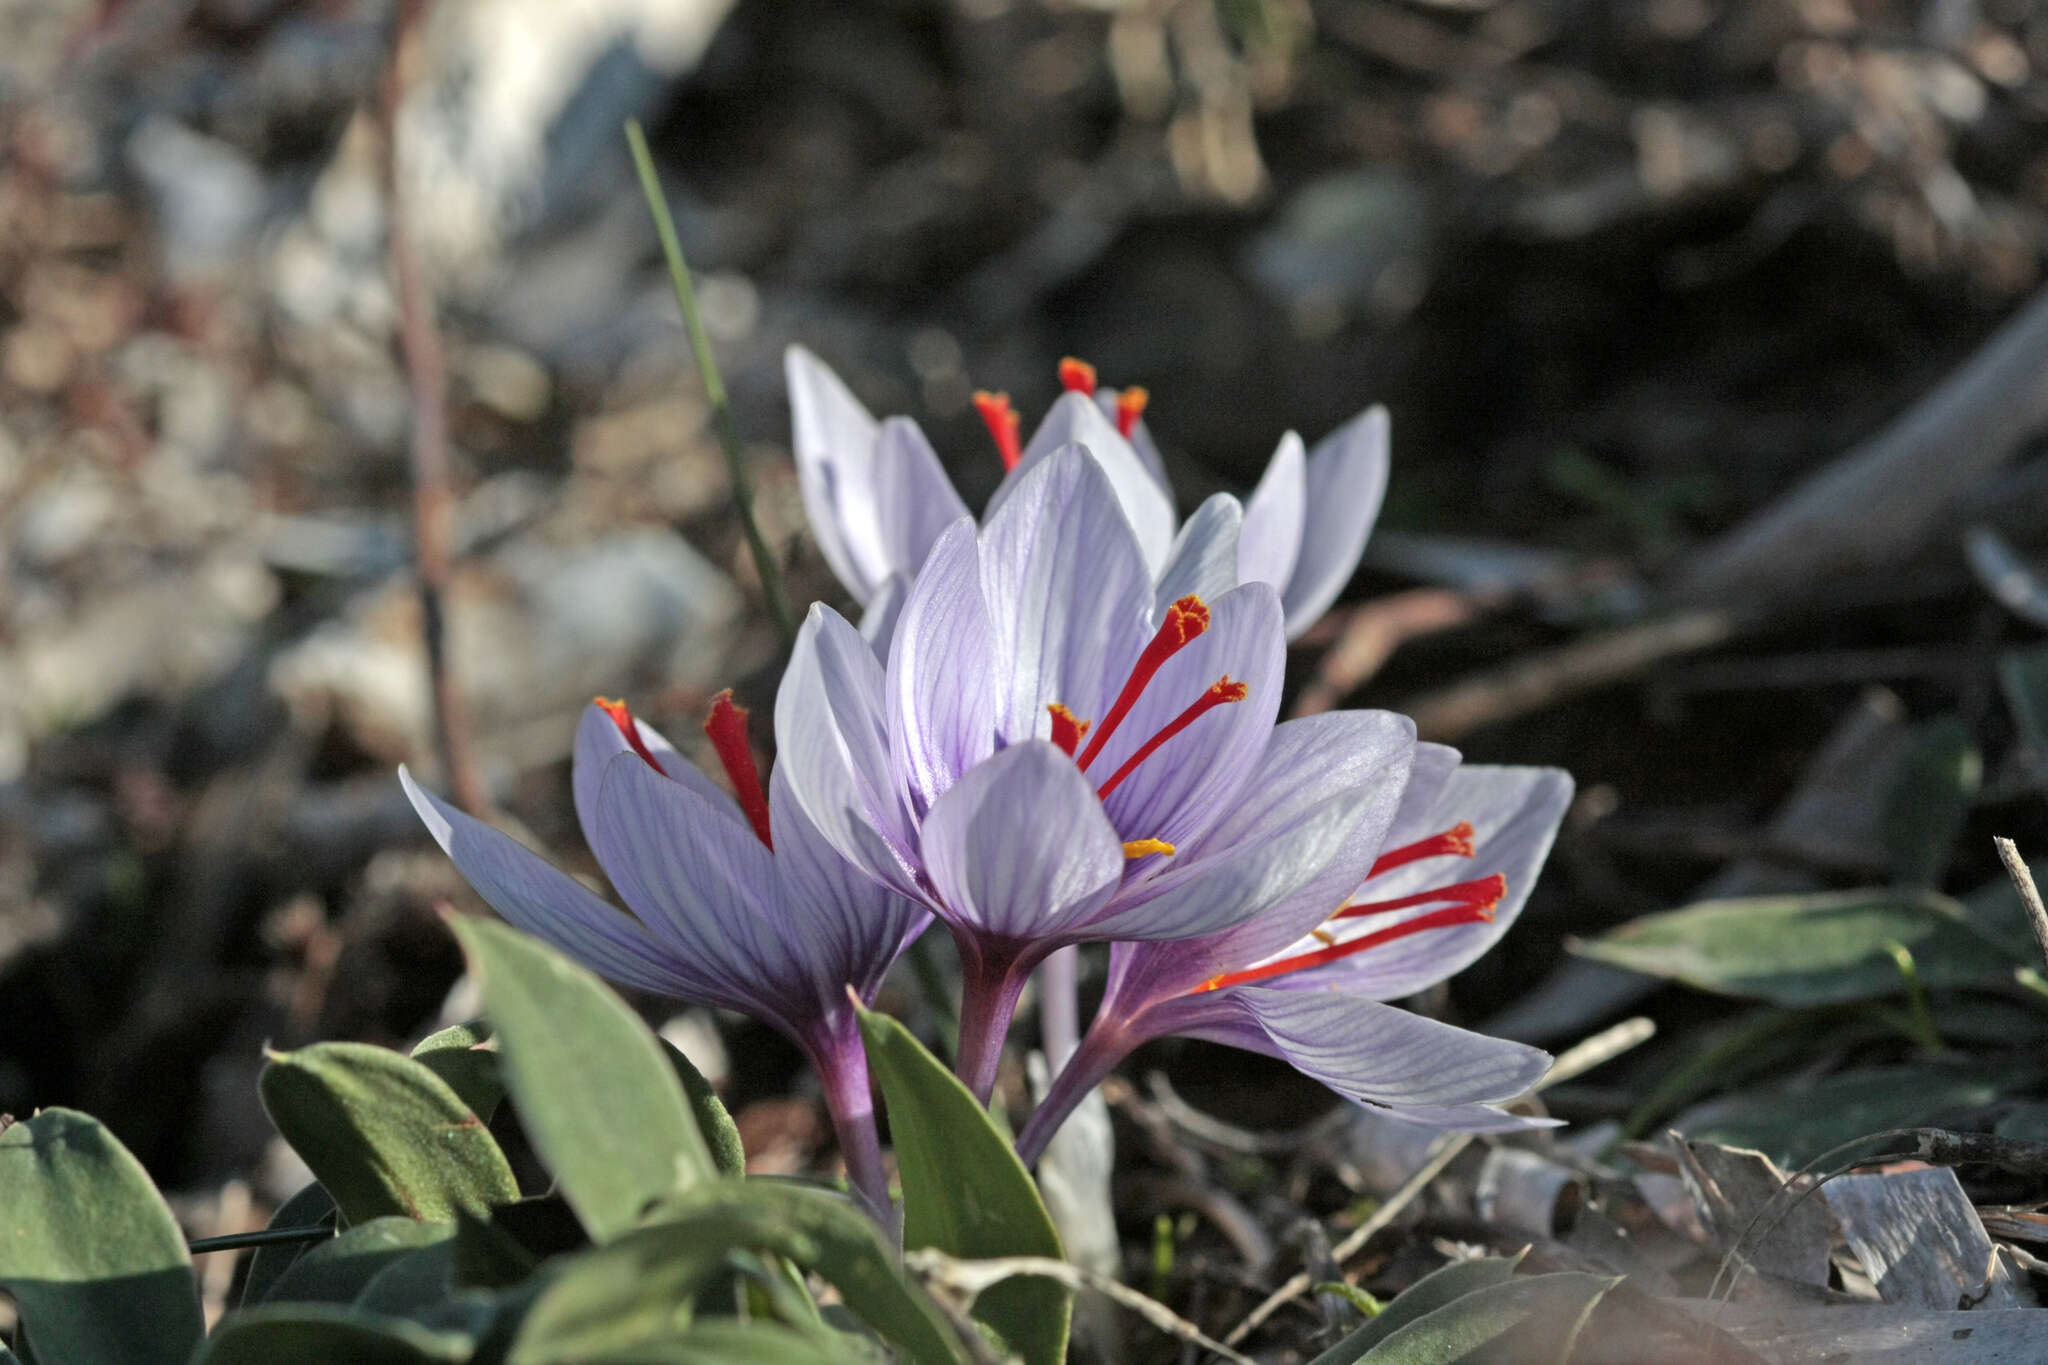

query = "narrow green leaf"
1675;1061;2037;1167
449;917;717;1241
854;1001;1068;1365
659;1037;747;1178
1347;1272;1618;1363
264;1218;453;1306
516;1181;963;1365
355;1237;460;1317
0;1107;203;1365
1308;1254;1525;1363
260;1042;518;1225
575;1319;880;1364
240;1182;337;1307
410;1020;503;1121
1572;889;2016;1006
1881;717;1981;887
195;1305;472;1364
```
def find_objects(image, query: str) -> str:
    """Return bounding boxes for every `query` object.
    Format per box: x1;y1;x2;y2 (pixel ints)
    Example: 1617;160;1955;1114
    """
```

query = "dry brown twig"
381;0;488;817
1993;836;2048;975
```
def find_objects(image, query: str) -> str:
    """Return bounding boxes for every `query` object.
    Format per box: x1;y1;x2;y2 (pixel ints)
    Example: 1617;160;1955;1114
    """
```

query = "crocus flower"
787;346;1388;642
1012;745;1573;1165
774;441;1413;1101
401;695;928;1221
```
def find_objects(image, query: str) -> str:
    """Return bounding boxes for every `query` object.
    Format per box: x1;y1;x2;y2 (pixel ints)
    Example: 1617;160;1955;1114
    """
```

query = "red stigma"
1096;678;1248;800
1369;822;1476;877
1047;703;1092;757
1076;595;1212;771
1194;875;1507;994
704;690;774;849
1114;386;1149;439
595;697;664;774
973;390;1023;471
1058;356;1097;394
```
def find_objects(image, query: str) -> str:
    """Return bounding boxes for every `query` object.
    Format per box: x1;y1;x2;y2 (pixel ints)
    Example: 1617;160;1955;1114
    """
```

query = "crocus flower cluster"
402;694;926;1221
787;347;1390;644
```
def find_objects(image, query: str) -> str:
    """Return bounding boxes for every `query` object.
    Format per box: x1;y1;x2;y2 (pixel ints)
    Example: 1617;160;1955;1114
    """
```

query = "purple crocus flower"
1013;745;1573;1165
774;440;1415;1102
787;347;1388;642
401;695;928;1221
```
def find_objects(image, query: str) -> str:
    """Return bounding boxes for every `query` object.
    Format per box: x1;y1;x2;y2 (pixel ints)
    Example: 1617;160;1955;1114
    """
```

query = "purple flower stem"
1014;1019;1132;1168
813;1019;898;1237
953;940;1034;1105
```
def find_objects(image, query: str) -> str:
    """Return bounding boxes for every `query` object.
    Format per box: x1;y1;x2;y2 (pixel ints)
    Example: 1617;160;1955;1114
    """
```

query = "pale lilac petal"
1180;987;1552;1109
1361;1101;1561;1133
770;767;931;1003
992;394;1176;574
873;416;970;582
1282;407;1390;637
775;604;923;899
859;574;909;658
1087;785;1379;943
1286;766;1574;1000
1238;431;1306;592
589;754;812;1027
1380;742;1461;851
886;519;997;814
1094;388;1173;501
978;445;1154;745
1153;493;1242;618
1088;583;1285;853
399;766;694;999
1108;710;1416;997
571;702;737;841
786;345;887;602
917;741;1124;941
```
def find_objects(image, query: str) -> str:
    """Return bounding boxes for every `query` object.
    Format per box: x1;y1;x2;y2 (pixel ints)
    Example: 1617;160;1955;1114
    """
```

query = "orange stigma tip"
1114;386;1149;439
704;689;774;849
973;390;1023;471
1047;703;1092;756
1095;675;1249;800
1122;838;1176;859
1334;873;1507;922
1194;881;1508;994
1074;594;1213;771
594;697;664;773
1370;822;1476;877
1058;356;1097;394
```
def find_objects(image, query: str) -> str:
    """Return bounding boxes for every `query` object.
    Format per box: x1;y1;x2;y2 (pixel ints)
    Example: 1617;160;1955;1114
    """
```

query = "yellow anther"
1122;838;1176;859
1312;927;1337;946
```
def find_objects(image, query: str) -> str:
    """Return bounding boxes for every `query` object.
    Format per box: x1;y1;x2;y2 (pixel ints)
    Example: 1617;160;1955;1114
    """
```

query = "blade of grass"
624;119;796;647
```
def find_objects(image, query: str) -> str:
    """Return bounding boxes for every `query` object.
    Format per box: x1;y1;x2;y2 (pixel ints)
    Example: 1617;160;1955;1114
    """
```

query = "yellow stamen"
1122;838;1176;859
1312;927;1337;946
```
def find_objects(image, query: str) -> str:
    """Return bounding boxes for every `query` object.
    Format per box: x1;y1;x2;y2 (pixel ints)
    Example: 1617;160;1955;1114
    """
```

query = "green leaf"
0;1107;203;1365
1308;1254;1524;1363
410;1020;503;1120
1572;889;2017;1006
1675;1061;2038;1167
450;917;716;1242
264;1218;454;1306
195;1305;472;1364
854;1001;1068;1365
1343;1272;1617;1363
355;1238;460;1317
515;1181;963;1365
659;1037;747;1178
1881;717;1981;887
260;1041;518;1225
240;1182;337;1307
573;1320;882;1365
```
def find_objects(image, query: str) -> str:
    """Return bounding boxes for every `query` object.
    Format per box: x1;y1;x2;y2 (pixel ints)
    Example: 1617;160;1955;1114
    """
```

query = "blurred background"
9;0;2048;1318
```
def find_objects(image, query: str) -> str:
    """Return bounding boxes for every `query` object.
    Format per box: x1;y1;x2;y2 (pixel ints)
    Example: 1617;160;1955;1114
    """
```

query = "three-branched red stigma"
596;694;774;849
976;355;1151;467
1194;824;1506;993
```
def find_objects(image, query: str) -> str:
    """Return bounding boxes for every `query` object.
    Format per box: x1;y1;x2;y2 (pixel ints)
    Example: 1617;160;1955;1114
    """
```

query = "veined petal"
1090;582;1285;853
571;702;738;841
1153;493;1243;618
1380;742;1461;851
399;766;694;1000
786;345;887;603
775;604;923;899
993;393;1176;574
1184;987;1552;1109
770;767;930;1004
590;754;814;1027
886;519;997;814
1282;406;1389;637
1360;1100;1561;1133
917;741;1124;941
1284;766;1573;1000
1238;431;1306;592
859;574;909;658
873;416;970;583
1094;388;1173;502
977;444;1154;744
